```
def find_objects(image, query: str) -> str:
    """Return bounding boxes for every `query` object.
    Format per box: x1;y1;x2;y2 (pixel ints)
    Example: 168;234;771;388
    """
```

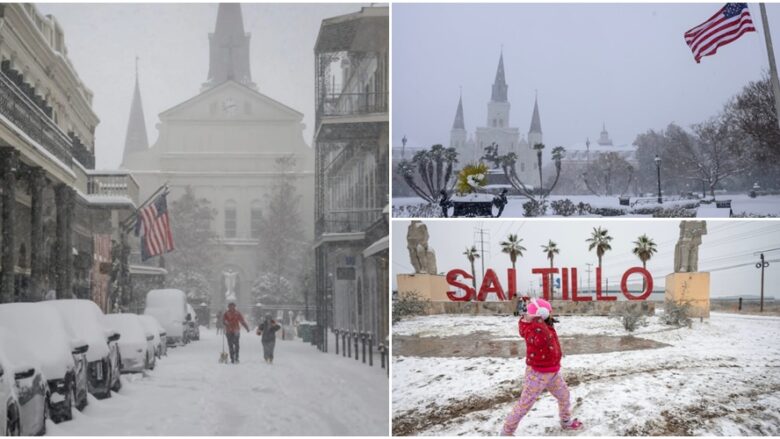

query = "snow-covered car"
0;329;48;435
104;314;156;373
185;303;200;341
144;289;188;346
49;299;122;399
0;303;89;423
138;315;166;359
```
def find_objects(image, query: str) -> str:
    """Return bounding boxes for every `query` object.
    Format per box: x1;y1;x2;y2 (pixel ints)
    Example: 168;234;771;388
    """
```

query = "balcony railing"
319;92;387;118
315;209;384;237
0;71;72;165
87;172;139;205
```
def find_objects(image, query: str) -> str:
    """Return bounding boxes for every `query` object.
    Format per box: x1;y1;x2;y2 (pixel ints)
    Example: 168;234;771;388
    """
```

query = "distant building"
449;51;540;185
563;124;637;166
121;4;315;309
313;6;389;353
0;4;138;309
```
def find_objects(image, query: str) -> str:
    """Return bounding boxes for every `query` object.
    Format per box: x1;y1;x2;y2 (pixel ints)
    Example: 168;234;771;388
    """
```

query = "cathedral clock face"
221;98;237;116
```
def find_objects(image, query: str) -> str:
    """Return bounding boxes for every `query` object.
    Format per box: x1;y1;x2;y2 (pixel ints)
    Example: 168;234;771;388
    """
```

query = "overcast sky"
37;3;363;169
392;220;780;299
393;3;780;152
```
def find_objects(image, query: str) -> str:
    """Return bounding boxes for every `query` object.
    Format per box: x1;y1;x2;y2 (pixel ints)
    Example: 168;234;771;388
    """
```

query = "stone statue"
407;220;437;274
223;269;238;302
674;221;707;273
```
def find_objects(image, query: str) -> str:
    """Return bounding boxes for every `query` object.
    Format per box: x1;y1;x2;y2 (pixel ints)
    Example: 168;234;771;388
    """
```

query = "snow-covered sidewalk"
49;327;388;436
392;312;780;436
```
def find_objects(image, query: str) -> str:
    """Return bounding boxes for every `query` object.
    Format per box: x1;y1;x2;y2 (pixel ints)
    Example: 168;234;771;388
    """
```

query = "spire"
491;49;508;102
452;89;465;130
123;56;149;161
202;3;256;91
598;122;613;146
529;91;542;134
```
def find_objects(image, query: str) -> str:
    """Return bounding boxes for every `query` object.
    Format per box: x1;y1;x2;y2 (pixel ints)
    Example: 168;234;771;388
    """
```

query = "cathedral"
449;51;541;185
121;4;314;309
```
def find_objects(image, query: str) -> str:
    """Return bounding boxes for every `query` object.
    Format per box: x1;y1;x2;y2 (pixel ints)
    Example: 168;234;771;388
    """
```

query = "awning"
362;236;388;258
129;264;168;276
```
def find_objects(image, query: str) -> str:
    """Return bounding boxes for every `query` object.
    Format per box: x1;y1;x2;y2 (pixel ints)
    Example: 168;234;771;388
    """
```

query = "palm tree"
541;240;559;298
632;234;658;290
463;246;480;300
499;234;526;270
533;143;545;193
586;227;613;274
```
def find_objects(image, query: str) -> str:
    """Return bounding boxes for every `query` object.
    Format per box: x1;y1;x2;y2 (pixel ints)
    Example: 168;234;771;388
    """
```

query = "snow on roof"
47;299;111;362
144;289;187;337
103;313;148;346
0;303;76;379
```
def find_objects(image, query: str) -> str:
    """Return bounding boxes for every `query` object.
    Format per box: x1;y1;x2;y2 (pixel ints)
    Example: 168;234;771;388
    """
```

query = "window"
250;200;262;239
224;200;237;238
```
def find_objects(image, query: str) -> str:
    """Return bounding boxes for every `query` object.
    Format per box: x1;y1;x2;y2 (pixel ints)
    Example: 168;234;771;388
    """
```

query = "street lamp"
756;253;770;312
401;135;407;160
654;154;662;204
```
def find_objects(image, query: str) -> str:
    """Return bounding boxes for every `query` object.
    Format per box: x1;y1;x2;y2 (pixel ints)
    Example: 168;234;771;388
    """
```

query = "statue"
480;142;501;169
674;221;707;272
223;269;238;302
407;220;438;274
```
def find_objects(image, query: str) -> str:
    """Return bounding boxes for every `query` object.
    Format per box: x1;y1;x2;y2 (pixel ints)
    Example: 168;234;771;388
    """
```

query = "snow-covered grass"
48;327;389;436
392;312;780;436
392;194;780;218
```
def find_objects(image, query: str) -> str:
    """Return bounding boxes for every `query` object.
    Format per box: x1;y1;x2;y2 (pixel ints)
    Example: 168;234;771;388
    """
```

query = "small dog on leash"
219;350;229;364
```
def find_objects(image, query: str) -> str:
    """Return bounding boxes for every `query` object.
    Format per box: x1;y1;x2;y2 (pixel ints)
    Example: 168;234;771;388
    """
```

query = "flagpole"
759;3;780;129
119;182;170;232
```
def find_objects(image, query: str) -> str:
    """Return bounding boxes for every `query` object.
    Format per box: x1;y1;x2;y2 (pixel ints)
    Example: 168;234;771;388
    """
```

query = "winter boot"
561;419;583;431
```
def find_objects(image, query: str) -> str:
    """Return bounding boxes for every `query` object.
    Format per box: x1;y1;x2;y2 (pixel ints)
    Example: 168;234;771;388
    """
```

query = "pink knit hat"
527;298;552;317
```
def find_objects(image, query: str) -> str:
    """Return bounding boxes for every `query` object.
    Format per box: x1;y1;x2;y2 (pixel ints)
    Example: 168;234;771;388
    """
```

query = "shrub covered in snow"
522;199;547;217
612;305;648;332
550;199;577;216
393;291;431;324
662;300;692;327
592;206;626;216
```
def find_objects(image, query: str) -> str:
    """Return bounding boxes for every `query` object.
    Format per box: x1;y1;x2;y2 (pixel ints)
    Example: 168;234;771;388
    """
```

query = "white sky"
393;3;780;152
392;219;780;298
37;3;364;169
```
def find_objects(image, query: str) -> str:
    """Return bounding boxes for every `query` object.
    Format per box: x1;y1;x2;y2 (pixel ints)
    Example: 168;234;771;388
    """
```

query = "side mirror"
146;335;154;341
0;366;4;378
14;366;35;380
159;332;167;337
108;333;121;342
71;341;89;355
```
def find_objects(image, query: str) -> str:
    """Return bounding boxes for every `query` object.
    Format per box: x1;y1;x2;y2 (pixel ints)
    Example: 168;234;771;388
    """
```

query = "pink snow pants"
500;366;572;435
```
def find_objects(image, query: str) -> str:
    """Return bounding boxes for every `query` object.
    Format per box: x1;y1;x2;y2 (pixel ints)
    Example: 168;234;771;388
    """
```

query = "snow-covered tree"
582;152;634;196
251;273;296;305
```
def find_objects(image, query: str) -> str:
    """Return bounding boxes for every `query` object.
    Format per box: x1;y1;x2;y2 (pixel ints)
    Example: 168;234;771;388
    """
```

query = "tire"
111;354;122;392
6;404;20;436
37;394;49;436
64;388;74;421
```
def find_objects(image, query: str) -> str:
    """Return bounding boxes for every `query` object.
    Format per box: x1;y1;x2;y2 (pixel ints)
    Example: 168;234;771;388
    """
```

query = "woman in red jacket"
501;298;582;435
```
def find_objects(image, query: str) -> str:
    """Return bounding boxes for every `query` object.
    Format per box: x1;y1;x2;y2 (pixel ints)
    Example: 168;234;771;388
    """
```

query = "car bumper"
87;359;111;397
119;356;146;373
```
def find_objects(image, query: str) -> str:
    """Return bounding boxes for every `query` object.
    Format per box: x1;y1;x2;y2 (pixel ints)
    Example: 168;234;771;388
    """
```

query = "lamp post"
401;135;407;160
756;253;769;312
654;154;662;204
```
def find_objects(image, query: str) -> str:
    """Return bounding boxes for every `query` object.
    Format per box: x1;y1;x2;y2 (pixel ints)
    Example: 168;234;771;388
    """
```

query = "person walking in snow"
501;298;582;435
256;314;281;364
222;303;250;364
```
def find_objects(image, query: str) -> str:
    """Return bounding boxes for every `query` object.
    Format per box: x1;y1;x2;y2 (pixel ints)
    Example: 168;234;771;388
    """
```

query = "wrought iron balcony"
0;71;72;165
86;172;139;206
318;92;387;118
315;209;384;237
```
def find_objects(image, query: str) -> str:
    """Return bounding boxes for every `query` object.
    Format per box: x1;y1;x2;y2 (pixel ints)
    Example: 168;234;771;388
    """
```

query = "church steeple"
202;3;256;91
529;92;542;135
598;122;613;146
122;57;149;163
491;50;508;103
452;92;465;130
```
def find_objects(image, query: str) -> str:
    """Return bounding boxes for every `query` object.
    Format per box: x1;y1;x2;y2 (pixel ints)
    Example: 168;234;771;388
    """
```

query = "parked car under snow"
104;314;156;373
138;315;167;359
49;299;122;399
144;289;188;346
0;303;89;423
0;329;48;435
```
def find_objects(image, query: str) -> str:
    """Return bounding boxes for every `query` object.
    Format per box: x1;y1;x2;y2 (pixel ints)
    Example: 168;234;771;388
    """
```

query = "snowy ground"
48;327;388;436
392;312;780;436
392;194;780;217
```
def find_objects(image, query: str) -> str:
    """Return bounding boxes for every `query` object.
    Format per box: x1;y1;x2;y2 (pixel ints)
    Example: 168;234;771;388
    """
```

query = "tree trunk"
549;257;554;299
470;260;476;301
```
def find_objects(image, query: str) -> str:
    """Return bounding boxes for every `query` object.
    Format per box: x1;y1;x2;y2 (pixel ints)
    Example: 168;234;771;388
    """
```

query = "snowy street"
48;327;388;436
392;312;780;436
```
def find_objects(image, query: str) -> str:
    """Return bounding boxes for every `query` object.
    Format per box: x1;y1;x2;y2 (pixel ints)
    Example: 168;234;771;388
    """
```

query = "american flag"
685;3;756;64
135;192;175;261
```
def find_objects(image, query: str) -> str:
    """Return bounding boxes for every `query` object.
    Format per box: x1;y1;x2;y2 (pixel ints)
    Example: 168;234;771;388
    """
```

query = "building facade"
0;3;138;309
121;4;314;311
313;6;389;354
450;52;540;185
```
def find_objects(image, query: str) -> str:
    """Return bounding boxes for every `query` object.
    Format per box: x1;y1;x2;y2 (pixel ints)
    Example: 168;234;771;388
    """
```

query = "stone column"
54;184;74;299
29;167;46;300
376;254;389;343
0;148;18;303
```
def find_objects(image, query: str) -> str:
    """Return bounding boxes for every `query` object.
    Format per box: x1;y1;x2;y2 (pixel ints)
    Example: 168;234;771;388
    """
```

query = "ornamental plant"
456;163;489;194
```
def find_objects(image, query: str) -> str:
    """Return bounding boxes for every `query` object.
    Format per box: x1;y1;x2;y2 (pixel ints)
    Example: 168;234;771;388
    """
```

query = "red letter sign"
477;269;506;301
620;267;653;300
532;268;558;300
446;269;475;301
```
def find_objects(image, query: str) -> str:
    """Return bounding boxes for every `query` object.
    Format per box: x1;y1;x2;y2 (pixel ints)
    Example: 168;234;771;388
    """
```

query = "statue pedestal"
665;272;711;318
397;273;449;302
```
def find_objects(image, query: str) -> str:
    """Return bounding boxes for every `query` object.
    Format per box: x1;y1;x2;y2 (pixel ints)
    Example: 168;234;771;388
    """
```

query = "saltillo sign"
445;267;654;302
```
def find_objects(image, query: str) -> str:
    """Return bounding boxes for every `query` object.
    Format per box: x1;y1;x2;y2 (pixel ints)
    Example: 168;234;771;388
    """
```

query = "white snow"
144;289;187;340
47;300;111;362
392;312;780;436
103;313;150;368
47;327;388;436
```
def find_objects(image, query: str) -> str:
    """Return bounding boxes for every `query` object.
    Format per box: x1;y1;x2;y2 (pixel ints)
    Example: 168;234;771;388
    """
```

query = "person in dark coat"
256;314;281;364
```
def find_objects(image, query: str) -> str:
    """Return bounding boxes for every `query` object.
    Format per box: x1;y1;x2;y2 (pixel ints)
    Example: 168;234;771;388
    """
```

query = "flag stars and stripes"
685;3;756;63
136;193;175;261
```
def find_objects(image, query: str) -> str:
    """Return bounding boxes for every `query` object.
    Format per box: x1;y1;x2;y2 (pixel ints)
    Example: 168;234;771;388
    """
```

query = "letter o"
620;267;653;300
